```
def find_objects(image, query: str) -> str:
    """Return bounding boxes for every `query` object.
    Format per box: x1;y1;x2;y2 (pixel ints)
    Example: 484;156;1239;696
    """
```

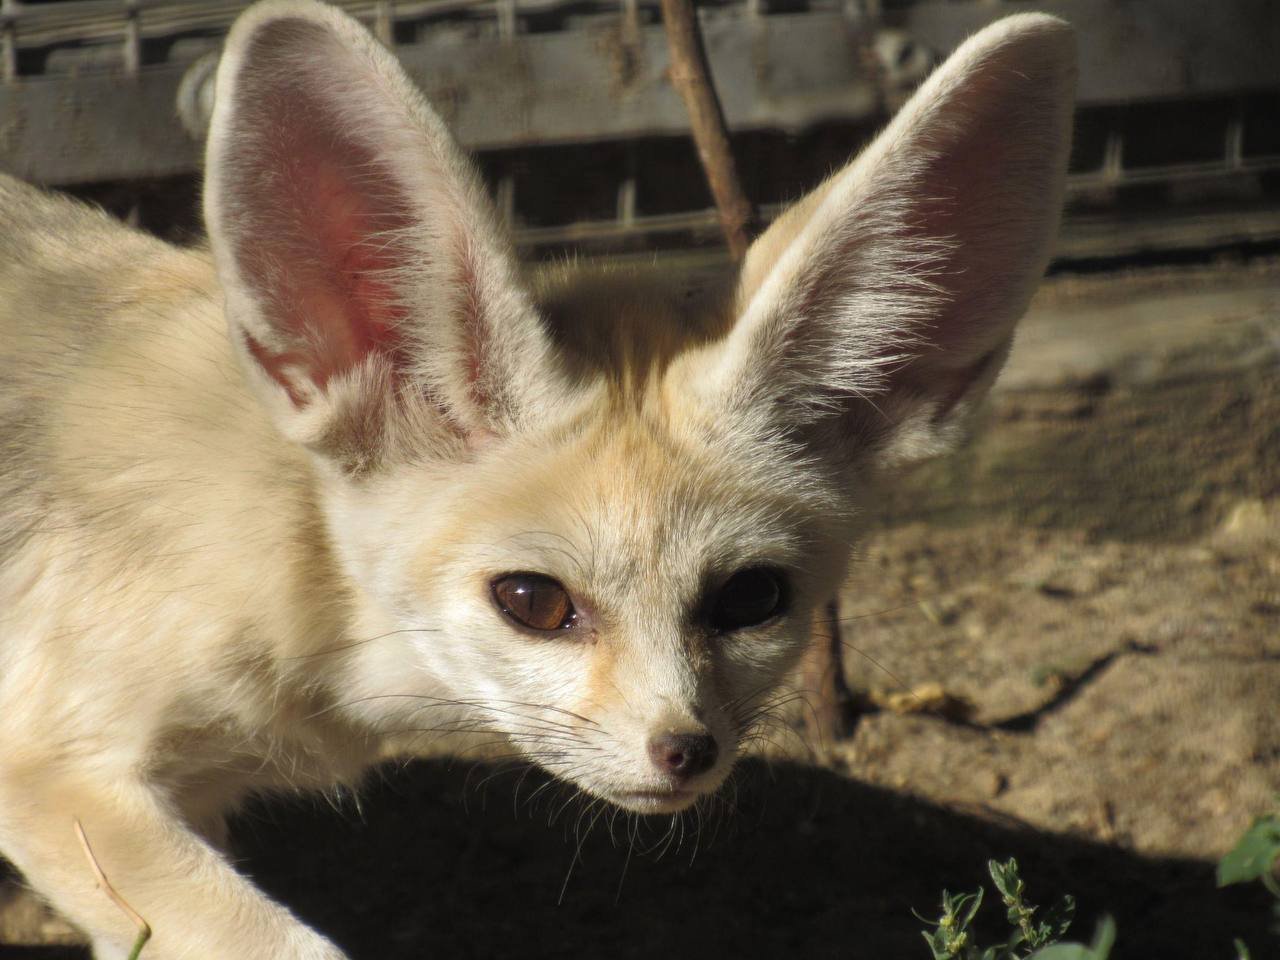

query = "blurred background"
1;2;1277;958
1;0;1277;259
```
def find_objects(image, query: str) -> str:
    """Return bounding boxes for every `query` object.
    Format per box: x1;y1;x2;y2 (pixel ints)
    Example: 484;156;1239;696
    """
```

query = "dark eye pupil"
710;568;786;631
492;573;575;632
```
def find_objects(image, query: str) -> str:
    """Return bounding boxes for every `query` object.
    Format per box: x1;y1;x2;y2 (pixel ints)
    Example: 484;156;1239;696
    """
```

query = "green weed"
919;811;1280;960
918;858;1111;960
1217;810;1280;960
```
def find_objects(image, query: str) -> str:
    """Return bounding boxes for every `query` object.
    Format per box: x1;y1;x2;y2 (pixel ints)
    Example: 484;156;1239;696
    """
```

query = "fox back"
0;2;1075;957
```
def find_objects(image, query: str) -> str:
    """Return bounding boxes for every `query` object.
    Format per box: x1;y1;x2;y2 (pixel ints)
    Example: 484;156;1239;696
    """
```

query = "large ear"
700;14;1076;473
204;0;559;472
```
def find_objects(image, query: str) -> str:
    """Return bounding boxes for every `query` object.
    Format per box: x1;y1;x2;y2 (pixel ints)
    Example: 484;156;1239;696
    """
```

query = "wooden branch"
800;599;855;748
658;0;851;741
659;0;755;260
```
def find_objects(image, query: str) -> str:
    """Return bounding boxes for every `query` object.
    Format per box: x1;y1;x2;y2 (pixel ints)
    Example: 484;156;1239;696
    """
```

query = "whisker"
557;794;605;906
613;813;637;906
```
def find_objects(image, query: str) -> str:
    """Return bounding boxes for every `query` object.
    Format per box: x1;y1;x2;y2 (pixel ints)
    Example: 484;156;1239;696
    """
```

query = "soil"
4;258;1278;959
828;259;1280;865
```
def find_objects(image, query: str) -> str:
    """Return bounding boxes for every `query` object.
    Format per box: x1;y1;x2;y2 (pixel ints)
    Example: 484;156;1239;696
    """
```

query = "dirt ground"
3;257;1277;959
828;258;1280;861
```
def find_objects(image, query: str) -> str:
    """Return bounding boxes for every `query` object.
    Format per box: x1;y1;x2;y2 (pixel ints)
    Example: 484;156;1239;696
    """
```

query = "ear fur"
204;0;560;471
704;14;1076;473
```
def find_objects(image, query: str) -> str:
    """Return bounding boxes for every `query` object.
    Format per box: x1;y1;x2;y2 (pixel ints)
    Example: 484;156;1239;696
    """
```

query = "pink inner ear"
903;54;1068;365
227;63;412;408
298;157;408;381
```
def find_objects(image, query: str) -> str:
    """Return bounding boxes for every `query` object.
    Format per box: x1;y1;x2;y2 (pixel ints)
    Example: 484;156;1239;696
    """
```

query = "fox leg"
0;770;346;960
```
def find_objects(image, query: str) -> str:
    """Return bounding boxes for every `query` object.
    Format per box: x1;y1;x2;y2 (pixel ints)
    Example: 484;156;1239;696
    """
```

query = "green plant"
1217;813;1280;898
919;858;1112;960
918;812;1280;960
1217;811;1280;960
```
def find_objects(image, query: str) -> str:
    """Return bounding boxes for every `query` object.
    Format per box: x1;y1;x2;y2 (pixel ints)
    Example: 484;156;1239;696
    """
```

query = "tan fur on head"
0;3;1074;957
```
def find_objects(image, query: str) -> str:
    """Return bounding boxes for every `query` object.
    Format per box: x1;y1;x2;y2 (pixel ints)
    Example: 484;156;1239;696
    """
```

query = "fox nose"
647;732;718;779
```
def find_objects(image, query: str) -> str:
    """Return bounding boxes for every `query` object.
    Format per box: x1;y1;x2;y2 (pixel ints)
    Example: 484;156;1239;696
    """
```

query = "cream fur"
0;3;1074;957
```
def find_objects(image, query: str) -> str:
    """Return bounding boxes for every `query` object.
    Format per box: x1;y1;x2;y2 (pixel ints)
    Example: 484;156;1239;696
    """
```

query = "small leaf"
1091;917;1117;958
960;887;985;929
939;888;960;923
1042;895;1076;940
1029;947;1092;960
1217;815;1280;887
988;859;1022;900
1029;946;1097;960
924;927;953;960
1233;937;1251;960
1027;917;1115;960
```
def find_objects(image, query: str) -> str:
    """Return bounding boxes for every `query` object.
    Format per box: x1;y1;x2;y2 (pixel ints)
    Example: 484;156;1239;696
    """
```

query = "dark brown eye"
708;567;787;632
491;573;577;632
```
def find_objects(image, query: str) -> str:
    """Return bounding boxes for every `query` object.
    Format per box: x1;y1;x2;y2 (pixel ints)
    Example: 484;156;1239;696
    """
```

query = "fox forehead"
387;260;838;582
326;257;843;618
530;259;737;389
435;414;824;570
415;405;833;600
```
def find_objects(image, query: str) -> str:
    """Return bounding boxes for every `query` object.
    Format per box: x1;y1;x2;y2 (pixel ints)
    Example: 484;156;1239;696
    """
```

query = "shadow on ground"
53;756;1280;960
11;757;1274;958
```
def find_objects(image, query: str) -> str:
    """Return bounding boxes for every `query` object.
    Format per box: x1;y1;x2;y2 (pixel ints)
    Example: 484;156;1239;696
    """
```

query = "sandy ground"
3;258;1278;959
827;258;1280;863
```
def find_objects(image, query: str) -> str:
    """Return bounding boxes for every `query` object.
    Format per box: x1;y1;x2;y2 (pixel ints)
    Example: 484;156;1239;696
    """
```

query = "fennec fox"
0;1;1074;956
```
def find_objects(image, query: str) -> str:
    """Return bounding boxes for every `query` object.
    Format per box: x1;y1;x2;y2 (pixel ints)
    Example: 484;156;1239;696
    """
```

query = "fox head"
204;0;1075;813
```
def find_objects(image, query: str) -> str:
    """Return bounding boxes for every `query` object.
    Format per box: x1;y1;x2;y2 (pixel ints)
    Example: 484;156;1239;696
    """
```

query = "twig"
800;599;856;747
659;0;756;260
74;818;152;960
658;0;851;740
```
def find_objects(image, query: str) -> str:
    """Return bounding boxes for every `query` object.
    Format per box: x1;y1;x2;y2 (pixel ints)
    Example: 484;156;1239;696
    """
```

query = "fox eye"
708;567;788;632
491;573;577;632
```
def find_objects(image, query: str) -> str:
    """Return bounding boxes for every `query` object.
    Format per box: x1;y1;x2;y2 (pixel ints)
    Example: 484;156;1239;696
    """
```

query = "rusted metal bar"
507;193;1280;263
121;0;140;75
1;0;17;82
658;0;755;259
0;12;887;185
374;0;395;45
6;2;1279;188
496;0;516;40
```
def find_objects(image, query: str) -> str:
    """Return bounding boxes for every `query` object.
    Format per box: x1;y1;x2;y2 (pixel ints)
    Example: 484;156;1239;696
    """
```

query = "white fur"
686;13;1076;471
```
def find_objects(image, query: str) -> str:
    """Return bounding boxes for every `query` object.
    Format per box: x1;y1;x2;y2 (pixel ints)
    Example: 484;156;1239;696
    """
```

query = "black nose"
647;732;718;779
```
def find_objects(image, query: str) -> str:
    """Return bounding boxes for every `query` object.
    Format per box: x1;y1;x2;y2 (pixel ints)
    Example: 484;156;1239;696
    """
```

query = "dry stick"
658;0;852;742
74;818;152;960
659;0;755;260
802;600;856;744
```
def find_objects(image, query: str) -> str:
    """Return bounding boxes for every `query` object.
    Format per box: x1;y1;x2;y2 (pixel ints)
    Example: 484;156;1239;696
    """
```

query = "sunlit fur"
0;2;1074;957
